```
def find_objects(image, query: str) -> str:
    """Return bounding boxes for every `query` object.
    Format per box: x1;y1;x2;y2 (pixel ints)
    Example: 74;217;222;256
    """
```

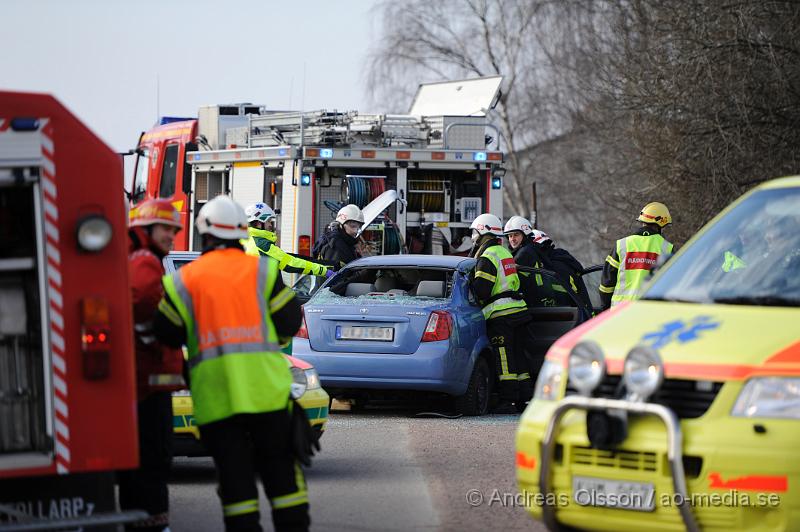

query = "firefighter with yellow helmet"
599;201;674;309
468;213;534;414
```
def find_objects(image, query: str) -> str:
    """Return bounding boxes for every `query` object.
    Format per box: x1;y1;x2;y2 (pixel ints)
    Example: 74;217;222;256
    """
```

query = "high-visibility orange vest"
163;248;290;425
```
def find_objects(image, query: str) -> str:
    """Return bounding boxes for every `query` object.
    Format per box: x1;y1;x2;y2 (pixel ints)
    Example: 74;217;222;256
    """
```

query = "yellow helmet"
637;202;671;228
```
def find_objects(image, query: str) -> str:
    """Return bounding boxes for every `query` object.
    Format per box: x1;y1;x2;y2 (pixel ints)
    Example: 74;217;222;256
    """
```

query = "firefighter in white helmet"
153;196;314;531
314;204;364;269
243;202;333;278
468;213;533;414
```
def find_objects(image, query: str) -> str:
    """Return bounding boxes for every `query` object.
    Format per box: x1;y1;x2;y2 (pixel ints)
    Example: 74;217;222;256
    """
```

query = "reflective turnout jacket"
154;248;301;425
471;242;528;320
599;227;673;309
243;227;329;277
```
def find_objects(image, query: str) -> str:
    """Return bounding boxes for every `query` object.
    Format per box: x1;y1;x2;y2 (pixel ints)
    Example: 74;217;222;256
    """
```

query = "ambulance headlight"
290;366;307;399
533;359;565;401
732;377;800;419
568;341;606;396
304;368;321;390
76;215;113;252
623;345;663;401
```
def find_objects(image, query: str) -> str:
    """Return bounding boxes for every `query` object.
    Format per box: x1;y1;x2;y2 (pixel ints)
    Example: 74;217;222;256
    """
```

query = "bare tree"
367;0;605;216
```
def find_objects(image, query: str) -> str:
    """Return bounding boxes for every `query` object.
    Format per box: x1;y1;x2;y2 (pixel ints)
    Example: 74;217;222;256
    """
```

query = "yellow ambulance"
516;177;800;530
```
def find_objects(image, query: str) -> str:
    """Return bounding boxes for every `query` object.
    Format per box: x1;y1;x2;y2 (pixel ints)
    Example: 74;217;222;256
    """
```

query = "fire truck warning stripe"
50;307;64;331
48;286;63;308
55;439;71;463
42;154;55;176
55;417;70;441
42;174;57;199
53;370;67;398
51;330;65;354
53;353;66;375
45;219;59;242
41;134;54;157
55;396;68;418
46;241;61;265
56;463;68;474
44;197;58;222
47;265;62;287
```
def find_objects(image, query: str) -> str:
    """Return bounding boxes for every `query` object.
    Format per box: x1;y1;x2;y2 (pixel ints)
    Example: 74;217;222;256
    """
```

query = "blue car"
292;254;601;415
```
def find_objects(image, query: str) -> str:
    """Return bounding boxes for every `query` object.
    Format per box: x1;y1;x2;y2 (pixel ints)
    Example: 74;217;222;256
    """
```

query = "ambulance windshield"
644;187;800;307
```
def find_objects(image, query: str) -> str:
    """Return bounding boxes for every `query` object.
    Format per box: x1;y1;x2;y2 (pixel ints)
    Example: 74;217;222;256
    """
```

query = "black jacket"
319;228;360;269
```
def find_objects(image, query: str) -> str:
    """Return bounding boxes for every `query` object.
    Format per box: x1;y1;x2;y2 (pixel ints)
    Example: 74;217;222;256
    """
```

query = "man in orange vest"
120;198;186;531
153;196;310;532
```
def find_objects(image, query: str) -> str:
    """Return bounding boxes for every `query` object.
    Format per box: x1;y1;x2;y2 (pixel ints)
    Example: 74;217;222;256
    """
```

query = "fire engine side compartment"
0;91;138;481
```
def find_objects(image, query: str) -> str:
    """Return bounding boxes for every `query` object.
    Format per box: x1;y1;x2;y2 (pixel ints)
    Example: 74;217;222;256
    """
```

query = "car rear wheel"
454;357;490;416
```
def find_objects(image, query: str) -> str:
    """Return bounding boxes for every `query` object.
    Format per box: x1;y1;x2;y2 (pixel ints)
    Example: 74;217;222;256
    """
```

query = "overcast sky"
1;0;380;154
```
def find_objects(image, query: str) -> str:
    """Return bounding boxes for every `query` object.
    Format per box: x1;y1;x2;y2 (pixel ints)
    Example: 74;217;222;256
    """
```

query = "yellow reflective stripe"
269;286;295;314
499;346;510;376
552;284;567;293
499;374;518;381
569;276;578;293
488;306;526;319
598;284;615;294
605;255;620;269
158;298;183;326
475;271;496;282
271;464;309;511
223;499;259;517
535;273;543;286
517;372;530;381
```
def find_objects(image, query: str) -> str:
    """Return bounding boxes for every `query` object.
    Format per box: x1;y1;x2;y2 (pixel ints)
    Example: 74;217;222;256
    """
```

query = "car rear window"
311;267;455;304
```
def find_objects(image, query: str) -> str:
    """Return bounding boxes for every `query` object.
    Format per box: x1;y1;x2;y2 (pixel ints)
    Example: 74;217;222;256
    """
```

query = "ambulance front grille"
570;446;658;472
566;375;723;419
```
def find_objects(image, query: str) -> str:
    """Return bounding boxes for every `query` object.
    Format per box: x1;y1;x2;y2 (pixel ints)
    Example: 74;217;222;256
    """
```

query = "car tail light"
421;310;452;342
298;235;311;257
296;308;309;339
81;297;111;380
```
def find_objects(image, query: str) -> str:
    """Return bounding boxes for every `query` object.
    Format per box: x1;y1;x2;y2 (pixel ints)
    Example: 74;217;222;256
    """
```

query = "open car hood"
358;190;405;236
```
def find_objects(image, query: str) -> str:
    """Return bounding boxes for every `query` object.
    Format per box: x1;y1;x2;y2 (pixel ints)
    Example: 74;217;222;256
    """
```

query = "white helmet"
531;229;552;245
336;204;364;225
196;196;249;240
470;213;503;237
503;215;533;236
245;202;276;224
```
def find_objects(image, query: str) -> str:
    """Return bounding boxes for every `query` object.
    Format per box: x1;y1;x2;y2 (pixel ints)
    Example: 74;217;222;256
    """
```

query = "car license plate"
572;476;655;512
336;325;394;341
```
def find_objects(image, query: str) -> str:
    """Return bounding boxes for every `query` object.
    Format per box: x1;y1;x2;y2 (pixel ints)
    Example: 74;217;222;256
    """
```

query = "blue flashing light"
320;148;333;158
491;177;502;190
473;151;487;162
11;118;40;131
192;154;201;161
158;116;194;125
278;148;287;156
300;173;312;186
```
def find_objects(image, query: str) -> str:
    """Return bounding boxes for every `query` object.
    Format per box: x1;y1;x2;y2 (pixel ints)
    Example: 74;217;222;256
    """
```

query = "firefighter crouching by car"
599;201;674;310
243;202;334;279
469;213;535;414
152;196;314;532
120;198;187;531
529;229;593;309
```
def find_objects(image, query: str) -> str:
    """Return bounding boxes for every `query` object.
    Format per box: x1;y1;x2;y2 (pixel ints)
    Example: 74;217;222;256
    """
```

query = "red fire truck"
0;91;141;530
130;77;507;255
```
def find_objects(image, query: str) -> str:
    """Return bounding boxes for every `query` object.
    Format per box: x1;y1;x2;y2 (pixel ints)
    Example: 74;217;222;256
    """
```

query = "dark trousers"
119;391;173;532
487;312;536;404
200;410;310;532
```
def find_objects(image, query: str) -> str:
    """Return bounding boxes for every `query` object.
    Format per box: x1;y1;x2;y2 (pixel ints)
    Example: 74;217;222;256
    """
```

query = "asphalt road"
169;405;547;531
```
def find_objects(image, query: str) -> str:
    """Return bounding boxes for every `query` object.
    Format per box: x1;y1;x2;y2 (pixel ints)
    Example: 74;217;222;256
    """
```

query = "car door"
578;265;603;315
516;265;591;363
291;274;323;305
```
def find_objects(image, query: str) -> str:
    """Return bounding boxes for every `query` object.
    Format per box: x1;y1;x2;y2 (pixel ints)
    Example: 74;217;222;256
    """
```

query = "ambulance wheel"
454;357;490;416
